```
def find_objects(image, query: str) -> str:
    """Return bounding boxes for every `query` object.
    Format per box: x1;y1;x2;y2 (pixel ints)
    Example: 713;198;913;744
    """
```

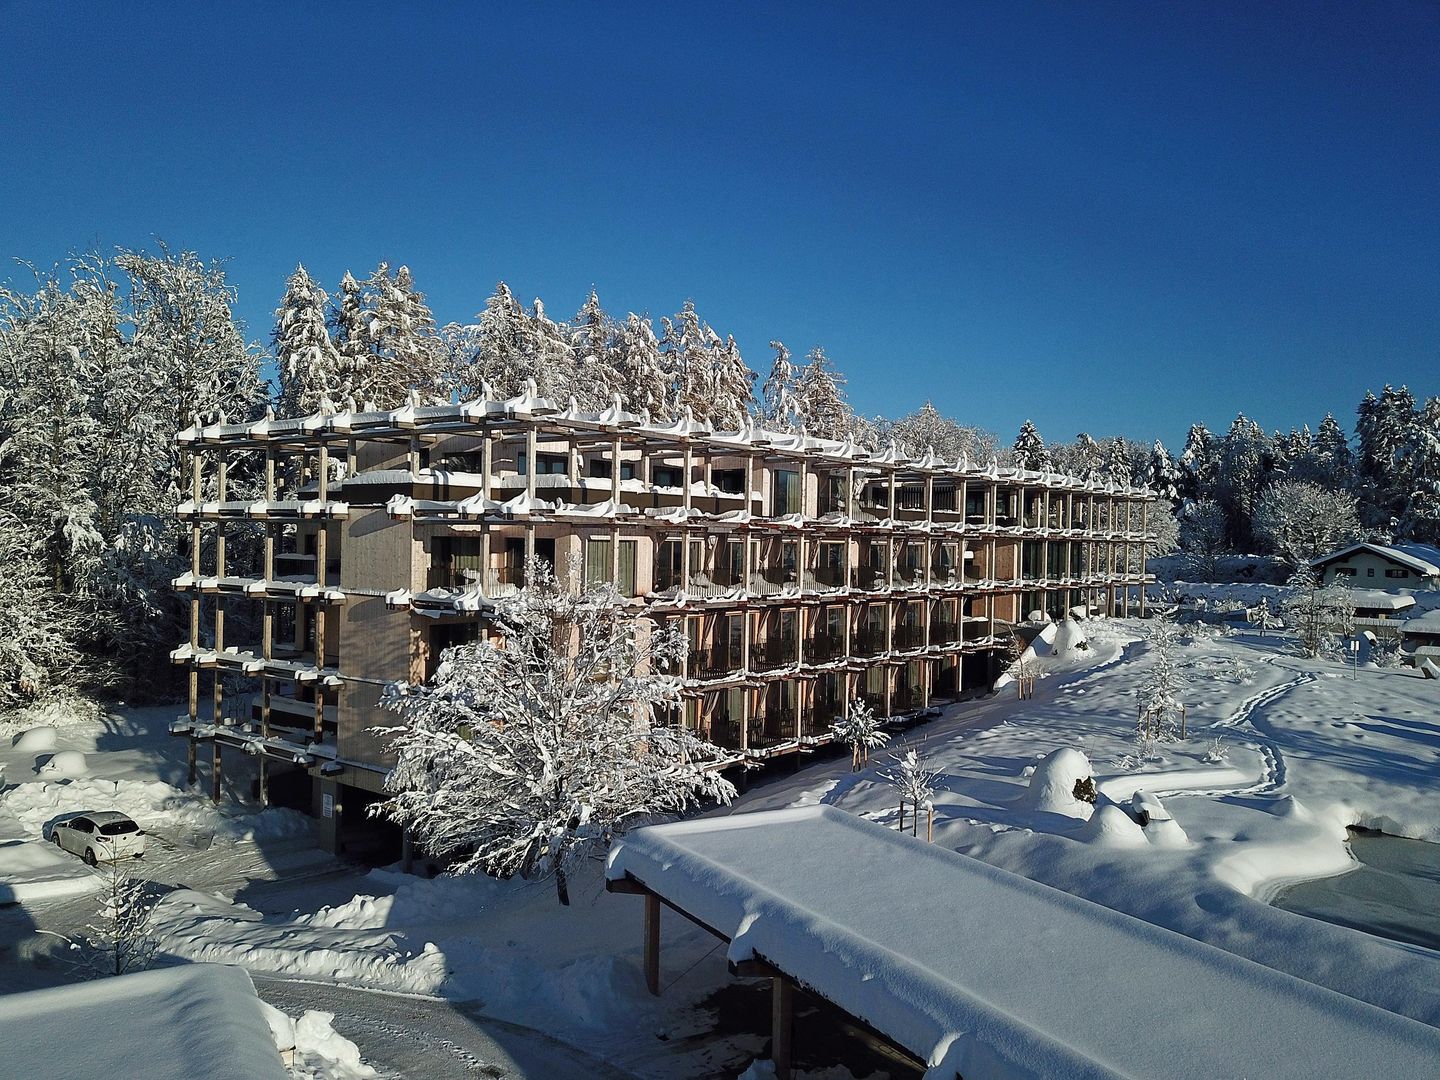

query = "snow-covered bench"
607;805;1440;1080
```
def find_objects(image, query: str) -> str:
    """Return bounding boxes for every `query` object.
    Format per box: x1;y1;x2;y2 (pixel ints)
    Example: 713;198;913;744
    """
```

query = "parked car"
49;811;147;865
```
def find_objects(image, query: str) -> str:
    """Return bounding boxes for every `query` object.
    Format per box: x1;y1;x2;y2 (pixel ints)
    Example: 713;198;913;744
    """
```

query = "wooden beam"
644;893;661;996
772;975;794;1080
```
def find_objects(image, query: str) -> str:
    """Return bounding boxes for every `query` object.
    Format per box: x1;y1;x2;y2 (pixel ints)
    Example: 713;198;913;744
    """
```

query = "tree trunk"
556;865;571;906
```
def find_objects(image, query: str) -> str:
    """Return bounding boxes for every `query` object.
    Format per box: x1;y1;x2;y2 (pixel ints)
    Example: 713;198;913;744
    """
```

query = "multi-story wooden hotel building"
171;386;1155;851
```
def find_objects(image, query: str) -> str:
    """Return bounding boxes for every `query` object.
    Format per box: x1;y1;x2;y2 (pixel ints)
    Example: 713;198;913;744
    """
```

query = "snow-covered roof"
1346;589;1417;612
179;402;1157;498
607;806;1440;1080
1311;542;1440;577
0;964;287;1080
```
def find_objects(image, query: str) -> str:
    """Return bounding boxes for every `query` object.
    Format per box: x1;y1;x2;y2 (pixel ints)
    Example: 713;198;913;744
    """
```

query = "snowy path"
252;977;637;1080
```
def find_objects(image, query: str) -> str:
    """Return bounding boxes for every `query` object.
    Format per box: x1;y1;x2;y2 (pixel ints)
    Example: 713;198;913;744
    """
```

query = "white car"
50;811;147;865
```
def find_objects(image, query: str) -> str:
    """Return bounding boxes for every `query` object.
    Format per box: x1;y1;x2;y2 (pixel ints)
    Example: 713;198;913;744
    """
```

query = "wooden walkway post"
772;976;793;1080
644;893;661;996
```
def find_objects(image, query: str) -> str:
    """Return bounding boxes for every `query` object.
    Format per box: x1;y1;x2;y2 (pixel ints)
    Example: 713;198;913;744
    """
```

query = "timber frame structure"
169;384;1155;851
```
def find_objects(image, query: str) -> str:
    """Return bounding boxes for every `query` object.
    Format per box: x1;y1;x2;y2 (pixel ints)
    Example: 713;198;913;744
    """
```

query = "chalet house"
169;387;1155;855
1310;542;1440;591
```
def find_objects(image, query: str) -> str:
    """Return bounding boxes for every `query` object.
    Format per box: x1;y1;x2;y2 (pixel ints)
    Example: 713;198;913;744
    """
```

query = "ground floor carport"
607;806;1440;1080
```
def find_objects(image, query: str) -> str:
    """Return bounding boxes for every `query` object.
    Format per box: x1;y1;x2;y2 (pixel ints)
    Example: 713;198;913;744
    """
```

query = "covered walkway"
607;806;1440;1080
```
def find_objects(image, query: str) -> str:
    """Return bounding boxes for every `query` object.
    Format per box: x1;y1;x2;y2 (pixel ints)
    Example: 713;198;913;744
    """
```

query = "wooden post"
772;976;793;1080
211;742;222;803
928;805;934;843
258;757;269;807
1181;704;1187;740
187;738;197;787
898;799;905;832
644;893;661;996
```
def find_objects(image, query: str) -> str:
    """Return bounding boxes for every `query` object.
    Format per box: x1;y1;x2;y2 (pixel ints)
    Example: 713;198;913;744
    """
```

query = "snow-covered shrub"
1221;656;1256;684
374;557;736;905
1023;748;1096;820
1203;738;1229;764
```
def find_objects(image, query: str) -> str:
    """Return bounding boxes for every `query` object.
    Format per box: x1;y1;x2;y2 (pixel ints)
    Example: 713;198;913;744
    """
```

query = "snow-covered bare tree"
51;865;160;979
273;265;341;416
1253;480;1360;567
1012;420;1052;471
887;402;998;463
1285;566;1354;660
1179;498;1228;582
830;698;889;771
375;557;736;904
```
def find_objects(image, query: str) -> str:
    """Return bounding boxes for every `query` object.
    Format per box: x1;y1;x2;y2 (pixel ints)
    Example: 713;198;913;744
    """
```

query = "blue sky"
1;1;1436;448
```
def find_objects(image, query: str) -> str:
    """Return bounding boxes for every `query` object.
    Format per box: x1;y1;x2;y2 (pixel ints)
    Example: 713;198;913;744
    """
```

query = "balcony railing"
893;623;926;650
856;691;886;715
689;647;740;680
748;571;795;596
809;564;848;589
853;627;888;656
891;686;925;713
930;620;961;646
749;708;797;748
806;702;845;737
753;636;798;671
807;634;847;663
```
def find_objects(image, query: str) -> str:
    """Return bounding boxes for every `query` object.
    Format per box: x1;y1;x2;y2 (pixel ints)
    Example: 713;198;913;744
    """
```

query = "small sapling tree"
882;747;940;838
830;698;889;771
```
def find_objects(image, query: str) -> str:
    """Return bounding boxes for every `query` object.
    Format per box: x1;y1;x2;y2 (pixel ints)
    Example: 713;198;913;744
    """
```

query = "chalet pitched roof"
1310;542;1440;578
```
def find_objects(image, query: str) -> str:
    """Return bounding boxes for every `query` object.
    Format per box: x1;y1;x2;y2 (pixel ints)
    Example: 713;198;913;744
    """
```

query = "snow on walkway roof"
0;963;287;1080
607;806;1440;1080
1346;588;1417;611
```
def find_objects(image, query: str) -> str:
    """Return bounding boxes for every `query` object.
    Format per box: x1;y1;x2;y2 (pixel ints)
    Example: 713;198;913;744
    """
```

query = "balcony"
856;691;886;716
930;620;961;647
891;685;925;713
748;708;797;750
854;566;888;591
893;623;927;651
752;636;798;672
748;570;796;596
689;647;740;681
807;564;848;591
807;634;847;663
894;565;927;589
853;627;888;656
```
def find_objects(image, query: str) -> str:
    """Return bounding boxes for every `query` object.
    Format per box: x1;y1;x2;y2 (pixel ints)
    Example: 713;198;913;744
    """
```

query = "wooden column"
315;444;329;742
772;976;794;1080
212;453;227;726
644;893;661;996
211;742;222;803
188;450;202;728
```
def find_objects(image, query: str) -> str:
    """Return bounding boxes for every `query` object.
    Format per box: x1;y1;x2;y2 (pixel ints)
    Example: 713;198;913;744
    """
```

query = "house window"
1385;568;1409;579
652;465;683;488
1367;568;1375;577
1334;567;1357;577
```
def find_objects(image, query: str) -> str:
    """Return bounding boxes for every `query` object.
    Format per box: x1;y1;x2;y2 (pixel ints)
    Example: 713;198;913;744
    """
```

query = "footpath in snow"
608;805;1440;1080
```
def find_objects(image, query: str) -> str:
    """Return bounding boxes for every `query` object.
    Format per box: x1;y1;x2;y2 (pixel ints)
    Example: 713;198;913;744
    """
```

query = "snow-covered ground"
5;621;1440;1078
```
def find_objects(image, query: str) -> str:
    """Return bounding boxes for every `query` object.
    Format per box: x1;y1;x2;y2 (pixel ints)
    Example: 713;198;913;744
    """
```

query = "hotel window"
585;537;637;595
773;469;801;515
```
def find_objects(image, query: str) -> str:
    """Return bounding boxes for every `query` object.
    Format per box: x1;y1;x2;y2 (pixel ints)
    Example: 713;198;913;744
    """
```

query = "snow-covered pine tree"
1178;422;1219;502
1395;397;1440;544
518;296;576;402
760;340;802;432
1310;413;1354;490
273;265;341;416
330;271;370;400
660;300;752;427
1354;385;1416;530
1215;414;1273;549
1012;420;1052;472
375;557;735;905
1056;433;1105;481
709;334;755;430
1147;440;1180;503
77;865;159;978
472;281;529;400
795;346;854;439
830;697;889;771
1104;437;1139;486
613;311;668;418
569;290;620;409
1136;618;1187;746
436;320;485;401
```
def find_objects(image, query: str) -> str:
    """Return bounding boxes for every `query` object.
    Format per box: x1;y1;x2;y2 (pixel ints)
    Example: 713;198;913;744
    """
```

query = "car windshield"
98;821;138;836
